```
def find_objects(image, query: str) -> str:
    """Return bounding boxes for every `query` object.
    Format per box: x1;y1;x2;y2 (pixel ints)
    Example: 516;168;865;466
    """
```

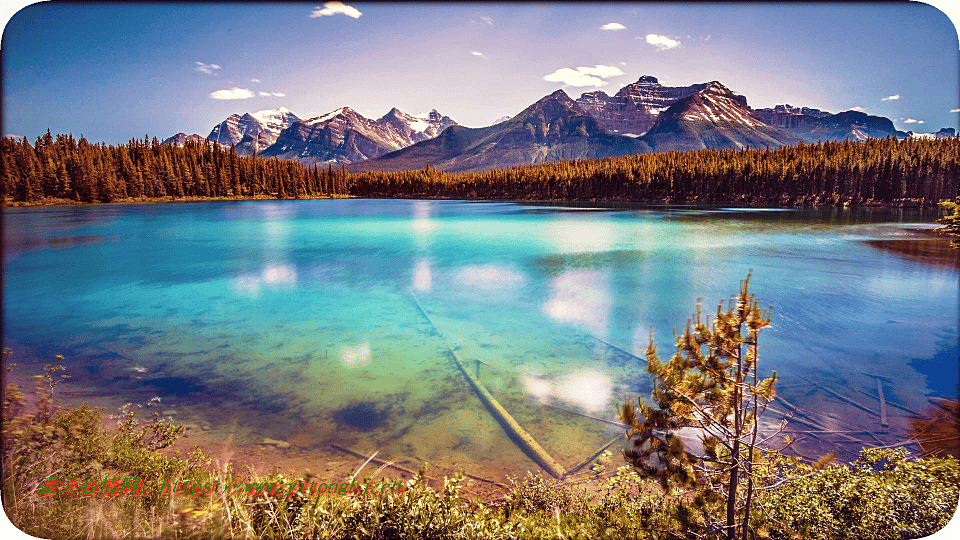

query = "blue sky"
1;1;958;144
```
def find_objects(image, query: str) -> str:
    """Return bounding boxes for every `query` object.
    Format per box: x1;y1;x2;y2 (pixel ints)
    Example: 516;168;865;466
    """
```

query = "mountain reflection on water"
2;200;957;477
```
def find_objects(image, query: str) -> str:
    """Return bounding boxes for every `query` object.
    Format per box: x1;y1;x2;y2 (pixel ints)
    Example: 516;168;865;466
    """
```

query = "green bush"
757;448;960;540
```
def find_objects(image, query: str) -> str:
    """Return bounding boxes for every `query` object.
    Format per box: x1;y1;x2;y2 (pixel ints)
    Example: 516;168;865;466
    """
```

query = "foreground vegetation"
4;323;958;538
3;134;957;208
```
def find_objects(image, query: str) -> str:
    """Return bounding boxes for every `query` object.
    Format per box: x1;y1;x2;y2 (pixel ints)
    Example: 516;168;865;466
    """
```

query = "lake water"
3;200;958;477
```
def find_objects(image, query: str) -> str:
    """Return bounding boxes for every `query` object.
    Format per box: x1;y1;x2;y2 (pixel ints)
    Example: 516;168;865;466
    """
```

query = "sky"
1;1;959;145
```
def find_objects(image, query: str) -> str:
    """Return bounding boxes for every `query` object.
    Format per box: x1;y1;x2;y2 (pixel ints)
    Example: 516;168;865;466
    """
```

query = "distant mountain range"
350;90;649;173
165;75;953;173
166;106;456;165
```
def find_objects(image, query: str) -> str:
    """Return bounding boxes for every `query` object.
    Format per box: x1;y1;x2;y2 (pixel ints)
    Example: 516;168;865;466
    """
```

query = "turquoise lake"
3;199;958;477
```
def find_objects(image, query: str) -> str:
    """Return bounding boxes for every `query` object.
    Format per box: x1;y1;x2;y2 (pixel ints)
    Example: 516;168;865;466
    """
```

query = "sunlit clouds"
309;2;362;19
882;94;901;101
209;87;256;100
644;34;681;50
209;87;285;100
194;61;221;75
903;118;924;124
471;51;485;58
600;22;626;30
481;16;494;25
543;65;625;87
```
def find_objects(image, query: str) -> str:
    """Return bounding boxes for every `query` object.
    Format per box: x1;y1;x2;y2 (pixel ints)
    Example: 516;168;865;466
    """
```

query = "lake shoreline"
3;193;952;210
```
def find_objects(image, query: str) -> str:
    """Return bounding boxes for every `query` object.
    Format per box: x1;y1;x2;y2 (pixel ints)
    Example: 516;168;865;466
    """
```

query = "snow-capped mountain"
163;133;209;146
754;105;906;142
642;81;800;151
206;107;300;155
258;106;458;165
378;108;457;143
575;75;720;136
351;89;648;173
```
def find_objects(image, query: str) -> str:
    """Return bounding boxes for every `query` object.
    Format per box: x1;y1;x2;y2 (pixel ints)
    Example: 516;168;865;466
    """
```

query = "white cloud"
644;34;681;50
481;16;493;25
471;51;485;57
544;68;604;87
195;62;221;75
543;65;624;87
903;118;920;123
850;106;866;112
951;108;960;113
209;87;256;100
578;64;624;77
881;94;900;101
250;78;262;83
309;1;361;19
600;22;625;30
259;91;286;97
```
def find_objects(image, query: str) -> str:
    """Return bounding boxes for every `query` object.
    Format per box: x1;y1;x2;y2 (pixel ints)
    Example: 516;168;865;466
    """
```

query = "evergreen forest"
2;134;958;206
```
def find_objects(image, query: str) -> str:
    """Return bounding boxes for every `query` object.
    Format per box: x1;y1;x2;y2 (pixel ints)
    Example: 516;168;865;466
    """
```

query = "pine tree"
620;273;778;540
937;198;960;248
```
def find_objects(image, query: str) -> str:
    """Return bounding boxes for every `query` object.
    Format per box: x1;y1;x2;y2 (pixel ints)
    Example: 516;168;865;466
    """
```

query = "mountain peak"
541;89;576;106
307;107;358;124
701;81;732;94
636;75;659;85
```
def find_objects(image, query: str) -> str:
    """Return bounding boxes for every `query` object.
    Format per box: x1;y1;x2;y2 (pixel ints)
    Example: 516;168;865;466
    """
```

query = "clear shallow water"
3;200;958;475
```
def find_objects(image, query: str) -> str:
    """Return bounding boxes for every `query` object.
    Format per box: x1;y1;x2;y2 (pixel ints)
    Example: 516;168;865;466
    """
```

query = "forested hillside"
2;134;957;207
350;137;959;206
1;132;350;203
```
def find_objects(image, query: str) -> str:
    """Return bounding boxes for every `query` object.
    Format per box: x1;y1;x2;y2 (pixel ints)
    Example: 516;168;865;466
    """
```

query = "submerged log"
411;292;567;479
330;444;426;479
562;436;622;479
540;403;629;429
798;375;880;419
876;378;889;428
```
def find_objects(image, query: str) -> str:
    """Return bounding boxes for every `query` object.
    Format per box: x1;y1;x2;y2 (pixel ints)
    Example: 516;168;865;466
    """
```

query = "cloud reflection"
543;270;611;337
545;219;616;253
340;342;371;368
456;263;526;291
230;264;297;297
520;370;614;413
413;258;432;291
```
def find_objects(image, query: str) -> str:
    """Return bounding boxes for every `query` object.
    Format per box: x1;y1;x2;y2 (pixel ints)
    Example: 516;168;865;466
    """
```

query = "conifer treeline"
351;138;960;206
2;134;958;206
1;132;349;203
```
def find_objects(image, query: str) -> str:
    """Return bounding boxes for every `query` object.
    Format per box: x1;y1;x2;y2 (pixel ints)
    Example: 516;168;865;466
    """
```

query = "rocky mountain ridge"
165;75;953;173
257;106;458;165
